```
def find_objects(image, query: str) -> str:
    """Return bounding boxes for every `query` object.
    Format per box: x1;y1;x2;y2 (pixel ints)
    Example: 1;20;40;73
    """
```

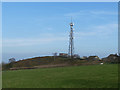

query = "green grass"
2;64;118;88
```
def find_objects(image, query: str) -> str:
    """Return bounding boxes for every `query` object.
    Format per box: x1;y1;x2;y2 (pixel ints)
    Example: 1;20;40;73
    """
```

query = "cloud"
2;23;117;47
90;11;117;15
64;11;85;17
64;10;117;17
46;27;53;30
74;23;118;38
3;37;67;47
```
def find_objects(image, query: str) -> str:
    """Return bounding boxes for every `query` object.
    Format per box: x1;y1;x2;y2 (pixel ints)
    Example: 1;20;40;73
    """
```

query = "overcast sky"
2;2;118;62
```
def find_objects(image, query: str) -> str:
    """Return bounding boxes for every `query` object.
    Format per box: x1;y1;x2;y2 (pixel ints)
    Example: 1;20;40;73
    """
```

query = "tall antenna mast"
68;17;74;59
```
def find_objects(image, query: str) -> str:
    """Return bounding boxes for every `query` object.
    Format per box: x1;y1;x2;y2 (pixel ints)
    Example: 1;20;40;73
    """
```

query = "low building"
73;54;80;59
80;56;88;60
102;54;119;63
59;53;68;57
87;56;100;61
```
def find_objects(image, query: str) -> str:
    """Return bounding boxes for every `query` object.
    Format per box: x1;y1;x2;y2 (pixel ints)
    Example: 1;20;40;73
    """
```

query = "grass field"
2;64;118;88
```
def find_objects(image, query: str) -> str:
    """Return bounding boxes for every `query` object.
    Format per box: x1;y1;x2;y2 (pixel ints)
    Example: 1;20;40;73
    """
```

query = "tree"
53;52;57;61
73;54;80;59
9;58;16;63
119;53;120;56
2;62;11;70
8;58;16;69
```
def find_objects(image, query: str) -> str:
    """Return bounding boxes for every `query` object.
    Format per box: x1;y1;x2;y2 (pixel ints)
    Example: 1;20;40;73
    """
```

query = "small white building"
100;63;103;65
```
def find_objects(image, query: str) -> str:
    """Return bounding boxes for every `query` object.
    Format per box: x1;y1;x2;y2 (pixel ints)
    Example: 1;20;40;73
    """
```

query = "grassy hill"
2;64;118;88
2;56;102;70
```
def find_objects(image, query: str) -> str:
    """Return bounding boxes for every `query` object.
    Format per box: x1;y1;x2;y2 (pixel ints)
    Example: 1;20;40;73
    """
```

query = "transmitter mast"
68;18;74;59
